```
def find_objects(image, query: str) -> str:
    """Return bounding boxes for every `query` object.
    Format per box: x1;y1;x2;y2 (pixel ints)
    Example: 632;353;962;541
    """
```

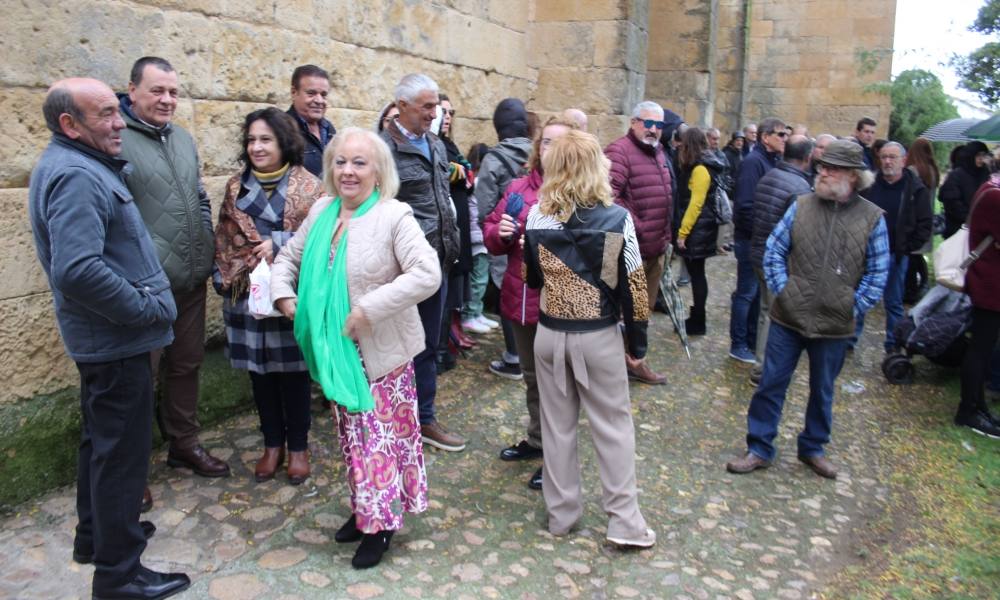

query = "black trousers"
74;353;153;589
249;370;312;451
959;306;1000;417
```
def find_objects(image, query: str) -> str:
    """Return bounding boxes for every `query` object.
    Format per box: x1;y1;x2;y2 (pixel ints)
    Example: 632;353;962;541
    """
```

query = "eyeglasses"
770;131;789;139
635;118;666;130
817;163;847;174
443;109;456;116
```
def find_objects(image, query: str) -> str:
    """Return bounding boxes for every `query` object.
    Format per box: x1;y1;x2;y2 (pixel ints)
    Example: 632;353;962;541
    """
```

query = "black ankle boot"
352;530;394;569
685;306;707;335
335;514;362;543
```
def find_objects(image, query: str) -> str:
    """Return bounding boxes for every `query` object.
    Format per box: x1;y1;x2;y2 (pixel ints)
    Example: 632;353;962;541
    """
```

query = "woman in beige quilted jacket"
271;128;441;570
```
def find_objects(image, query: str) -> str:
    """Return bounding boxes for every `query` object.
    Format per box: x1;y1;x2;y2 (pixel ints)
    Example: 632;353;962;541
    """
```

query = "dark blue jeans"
746;322;848;461
415;277;448;424
854;255;907;352
729;238;759;351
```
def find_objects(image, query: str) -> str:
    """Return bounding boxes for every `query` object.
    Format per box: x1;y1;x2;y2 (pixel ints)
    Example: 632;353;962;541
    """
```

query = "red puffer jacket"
966;180;1000;312
605;130;673;258
483;170;542;325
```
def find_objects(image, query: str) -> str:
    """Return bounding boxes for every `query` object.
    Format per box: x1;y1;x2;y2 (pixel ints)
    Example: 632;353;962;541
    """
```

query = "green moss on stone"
0;347;252;512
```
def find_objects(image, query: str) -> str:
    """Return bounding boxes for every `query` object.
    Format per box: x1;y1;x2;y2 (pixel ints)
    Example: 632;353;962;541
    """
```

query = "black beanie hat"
493;98;529;140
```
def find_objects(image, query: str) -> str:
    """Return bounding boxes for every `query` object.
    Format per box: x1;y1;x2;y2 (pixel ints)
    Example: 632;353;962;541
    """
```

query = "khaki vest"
770;193;883;338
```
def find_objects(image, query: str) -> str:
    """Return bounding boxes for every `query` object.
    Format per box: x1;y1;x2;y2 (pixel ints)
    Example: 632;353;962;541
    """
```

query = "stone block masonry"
0;0;894;505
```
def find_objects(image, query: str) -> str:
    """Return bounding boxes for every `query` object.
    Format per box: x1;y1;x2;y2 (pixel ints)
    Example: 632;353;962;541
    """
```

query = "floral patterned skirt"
335;361;428;533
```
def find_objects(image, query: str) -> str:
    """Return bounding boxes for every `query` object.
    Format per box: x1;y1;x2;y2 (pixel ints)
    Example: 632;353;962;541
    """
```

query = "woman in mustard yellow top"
675;127;726;335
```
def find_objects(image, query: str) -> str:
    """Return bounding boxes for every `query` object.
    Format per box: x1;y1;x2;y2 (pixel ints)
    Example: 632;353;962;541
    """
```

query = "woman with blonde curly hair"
271;127;441;569
522;130;656;548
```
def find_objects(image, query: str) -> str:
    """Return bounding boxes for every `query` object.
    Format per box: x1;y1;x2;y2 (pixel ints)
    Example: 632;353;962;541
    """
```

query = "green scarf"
294;190;381;413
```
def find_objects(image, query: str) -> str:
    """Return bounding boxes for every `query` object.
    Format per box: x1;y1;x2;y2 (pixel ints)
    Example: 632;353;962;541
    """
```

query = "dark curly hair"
239;107;305;168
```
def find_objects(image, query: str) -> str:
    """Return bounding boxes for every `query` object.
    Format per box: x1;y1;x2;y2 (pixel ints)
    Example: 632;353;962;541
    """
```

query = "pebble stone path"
0;255;946;599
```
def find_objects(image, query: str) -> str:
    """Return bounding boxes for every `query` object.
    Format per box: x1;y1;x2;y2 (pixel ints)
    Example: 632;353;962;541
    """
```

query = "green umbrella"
962;114;1000;142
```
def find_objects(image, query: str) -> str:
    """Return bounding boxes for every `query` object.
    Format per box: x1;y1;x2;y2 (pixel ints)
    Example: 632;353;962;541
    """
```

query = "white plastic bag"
248;260;282;319
933;226;994;292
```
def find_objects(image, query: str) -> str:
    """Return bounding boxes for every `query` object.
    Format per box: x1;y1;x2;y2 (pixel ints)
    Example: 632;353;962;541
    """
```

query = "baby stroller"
881;285;972;384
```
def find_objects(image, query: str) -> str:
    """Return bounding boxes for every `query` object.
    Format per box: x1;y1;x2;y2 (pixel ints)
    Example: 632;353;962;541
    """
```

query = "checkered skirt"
223;294;306;374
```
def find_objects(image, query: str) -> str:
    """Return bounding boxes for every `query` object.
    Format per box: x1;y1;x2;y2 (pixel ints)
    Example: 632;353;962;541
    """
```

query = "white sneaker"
461;318;490;334
606;527;656;548
476;315;500;329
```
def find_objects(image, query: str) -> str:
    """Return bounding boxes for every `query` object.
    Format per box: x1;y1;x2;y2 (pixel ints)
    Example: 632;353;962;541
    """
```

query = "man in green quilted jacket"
118;56;231;487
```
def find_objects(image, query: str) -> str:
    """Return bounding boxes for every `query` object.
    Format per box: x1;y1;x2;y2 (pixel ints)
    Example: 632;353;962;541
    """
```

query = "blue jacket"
28;135;176;362
733;143;781;240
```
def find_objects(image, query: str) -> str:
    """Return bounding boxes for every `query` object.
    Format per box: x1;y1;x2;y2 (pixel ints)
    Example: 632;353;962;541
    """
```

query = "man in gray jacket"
380;73;465;452
29;77;189;600
118;56;229;480
748;134;814;383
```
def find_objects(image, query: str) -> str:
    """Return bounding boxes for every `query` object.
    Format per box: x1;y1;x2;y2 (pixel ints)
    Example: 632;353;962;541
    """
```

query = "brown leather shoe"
254;447;285;483
287;450;310;485
167;444;231;478
725;452;772;474
140;487;153;513
799;454;838;479
626;357;667;385
421;421;466;452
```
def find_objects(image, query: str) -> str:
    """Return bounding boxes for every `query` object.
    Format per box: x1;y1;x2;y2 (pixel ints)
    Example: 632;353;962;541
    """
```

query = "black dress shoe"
92;565;190;600
499;440;542;462
335;514;362;543
527;467;542;490
352;531;394;569
74;521;157;564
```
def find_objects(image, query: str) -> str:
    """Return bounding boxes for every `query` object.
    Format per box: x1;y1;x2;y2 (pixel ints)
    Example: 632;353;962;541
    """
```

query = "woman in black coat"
940;141;991;238
675;127;725;335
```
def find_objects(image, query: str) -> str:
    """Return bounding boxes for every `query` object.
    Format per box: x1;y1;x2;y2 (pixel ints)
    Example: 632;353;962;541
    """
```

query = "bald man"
28;78;190;600
562;108;588;132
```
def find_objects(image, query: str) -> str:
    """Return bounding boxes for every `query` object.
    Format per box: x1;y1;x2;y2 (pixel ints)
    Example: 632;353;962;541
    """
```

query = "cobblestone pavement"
0;255;954;599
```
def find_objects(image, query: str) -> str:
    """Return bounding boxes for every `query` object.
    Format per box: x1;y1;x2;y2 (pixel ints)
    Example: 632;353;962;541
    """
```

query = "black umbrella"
920;118;982;142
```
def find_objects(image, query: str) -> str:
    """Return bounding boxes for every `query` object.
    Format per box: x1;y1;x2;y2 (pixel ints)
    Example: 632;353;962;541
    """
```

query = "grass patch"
830;376;1000;599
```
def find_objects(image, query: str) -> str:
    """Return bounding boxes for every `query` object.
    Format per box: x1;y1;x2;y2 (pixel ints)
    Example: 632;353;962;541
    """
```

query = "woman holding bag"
271;127;441;569
214;108;323;484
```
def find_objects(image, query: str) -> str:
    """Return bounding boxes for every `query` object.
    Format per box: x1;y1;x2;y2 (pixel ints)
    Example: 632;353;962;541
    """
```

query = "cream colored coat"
270;196;441;382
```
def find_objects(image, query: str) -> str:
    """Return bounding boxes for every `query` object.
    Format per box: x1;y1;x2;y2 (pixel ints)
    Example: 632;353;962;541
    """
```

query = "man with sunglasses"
605;101;680;385
730;117;787;365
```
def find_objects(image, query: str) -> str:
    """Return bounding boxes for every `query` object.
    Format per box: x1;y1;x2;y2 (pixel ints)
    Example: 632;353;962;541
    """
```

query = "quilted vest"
119;114;215;292
769;193;883;338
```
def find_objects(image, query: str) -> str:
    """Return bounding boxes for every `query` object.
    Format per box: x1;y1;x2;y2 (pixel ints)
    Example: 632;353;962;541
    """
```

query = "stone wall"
0;1;896;404
645;0;895;138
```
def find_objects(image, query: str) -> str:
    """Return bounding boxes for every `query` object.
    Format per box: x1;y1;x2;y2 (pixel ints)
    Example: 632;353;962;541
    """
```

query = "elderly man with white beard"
725;140;889;480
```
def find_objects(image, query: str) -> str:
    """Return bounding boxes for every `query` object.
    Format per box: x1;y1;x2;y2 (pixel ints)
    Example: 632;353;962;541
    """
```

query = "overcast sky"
893;0;995;117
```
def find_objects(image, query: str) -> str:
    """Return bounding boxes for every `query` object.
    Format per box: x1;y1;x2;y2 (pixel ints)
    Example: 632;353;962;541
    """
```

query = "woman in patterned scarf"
271;127;441;569
214;108;323;485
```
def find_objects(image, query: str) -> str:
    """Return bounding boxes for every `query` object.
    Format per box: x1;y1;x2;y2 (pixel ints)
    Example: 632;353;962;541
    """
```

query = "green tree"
889;69;960;152
954;0;1000;108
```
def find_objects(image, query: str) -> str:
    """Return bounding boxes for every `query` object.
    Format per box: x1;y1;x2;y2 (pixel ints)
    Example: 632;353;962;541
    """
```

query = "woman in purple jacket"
483;116;577;490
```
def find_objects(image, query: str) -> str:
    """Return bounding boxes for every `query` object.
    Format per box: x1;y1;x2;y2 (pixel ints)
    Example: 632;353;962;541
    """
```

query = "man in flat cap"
725;140;889;480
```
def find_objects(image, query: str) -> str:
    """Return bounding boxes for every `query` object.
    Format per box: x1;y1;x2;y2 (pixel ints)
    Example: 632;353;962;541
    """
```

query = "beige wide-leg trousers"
534;323;648;539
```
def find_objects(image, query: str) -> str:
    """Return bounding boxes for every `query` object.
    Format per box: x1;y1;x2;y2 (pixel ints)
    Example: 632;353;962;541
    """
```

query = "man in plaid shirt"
726;140;889;480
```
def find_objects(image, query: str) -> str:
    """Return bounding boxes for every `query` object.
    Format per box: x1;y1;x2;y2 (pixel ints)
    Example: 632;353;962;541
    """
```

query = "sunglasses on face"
769;131;789;139
635;118;666;130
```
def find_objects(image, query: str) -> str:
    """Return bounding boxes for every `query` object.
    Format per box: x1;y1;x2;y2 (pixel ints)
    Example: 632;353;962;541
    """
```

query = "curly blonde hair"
538;130;612;222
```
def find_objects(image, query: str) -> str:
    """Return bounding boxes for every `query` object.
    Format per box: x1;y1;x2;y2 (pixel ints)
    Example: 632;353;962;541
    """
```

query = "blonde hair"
538;130;612;222
526;115;579;173
322;127;400;201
